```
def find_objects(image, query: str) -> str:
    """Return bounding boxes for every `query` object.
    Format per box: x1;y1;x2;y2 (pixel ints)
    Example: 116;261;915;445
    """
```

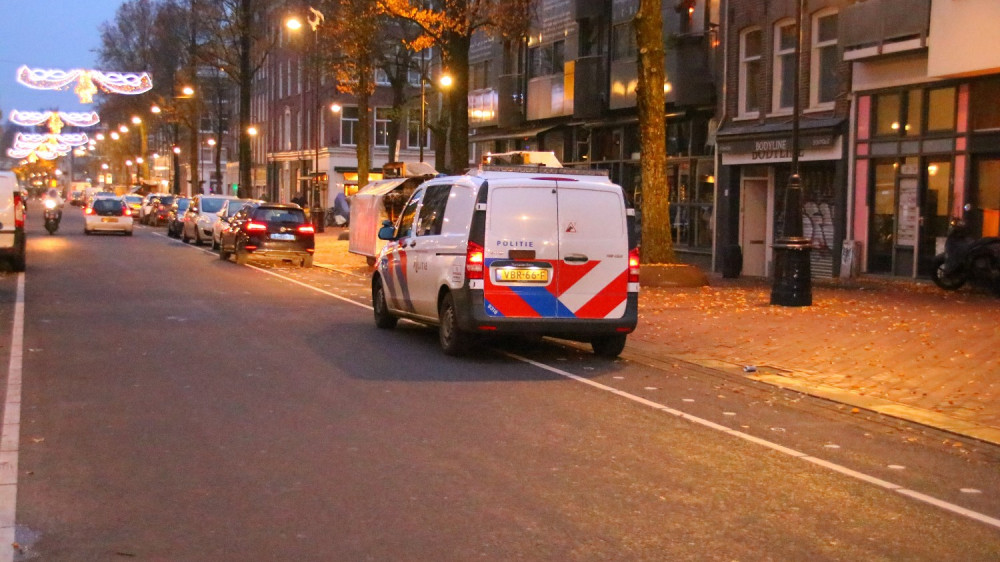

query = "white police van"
371;164;639;357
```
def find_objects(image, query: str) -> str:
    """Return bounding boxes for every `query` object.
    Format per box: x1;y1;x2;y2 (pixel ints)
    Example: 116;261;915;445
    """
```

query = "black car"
166;197;191;238
219;203;315;267
148;195;176;226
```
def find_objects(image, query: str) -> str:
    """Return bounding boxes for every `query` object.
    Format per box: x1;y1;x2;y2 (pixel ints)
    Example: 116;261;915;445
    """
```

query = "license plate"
270;233;295;241
101;218;117;223
496;268;549;283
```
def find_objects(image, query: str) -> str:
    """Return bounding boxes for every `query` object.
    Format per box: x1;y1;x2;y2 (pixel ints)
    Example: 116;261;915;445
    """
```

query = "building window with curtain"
611;21;637;62
340;106;358;146
811;9;839;107
739;27;762;117
773;19;796;113
374;107;391;147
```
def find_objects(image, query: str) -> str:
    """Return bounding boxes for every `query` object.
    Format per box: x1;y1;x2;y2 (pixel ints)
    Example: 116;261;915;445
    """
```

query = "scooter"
931;218;1000;295
43;199;61;235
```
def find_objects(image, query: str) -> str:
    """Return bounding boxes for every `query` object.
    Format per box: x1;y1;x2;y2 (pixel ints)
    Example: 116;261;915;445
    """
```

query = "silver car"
181;194;239;245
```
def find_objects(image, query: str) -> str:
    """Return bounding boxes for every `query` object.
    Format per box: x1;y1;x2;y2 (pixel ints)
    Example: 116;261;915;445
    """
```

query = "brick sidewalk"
314;229;1000;444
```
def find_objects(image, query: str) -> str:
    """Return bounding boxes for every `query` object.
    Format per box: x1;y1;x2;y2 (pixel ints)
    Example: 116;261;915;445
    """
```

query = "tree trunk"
237;0;253;198
442;31;470;174
634;0;676;264
357;73;372;189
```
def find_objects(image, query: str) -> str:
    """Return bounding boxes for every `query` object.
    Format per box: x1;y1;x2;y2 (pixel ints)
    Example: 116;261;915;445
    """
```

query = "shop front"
716;120;847;279
852;78;1000;279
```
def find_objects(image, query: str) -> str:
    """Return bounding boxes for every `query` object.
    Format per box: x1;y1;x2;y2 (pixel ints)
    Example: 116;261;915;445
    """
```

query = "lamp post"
247;125;258;198
770;0;812;306
288;7;326;230
131;115;148;182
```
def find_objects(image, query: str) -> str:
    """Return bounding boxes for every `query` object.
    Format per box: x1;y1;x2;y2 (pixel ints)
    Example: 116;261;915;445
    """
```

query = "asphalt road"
2;203;1000;560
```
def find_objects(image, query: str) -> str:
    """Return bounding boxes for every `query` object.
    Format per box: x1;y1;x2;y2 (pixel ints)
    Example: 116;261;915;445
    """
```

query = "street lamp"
247;126;258;197
770;0;812;306
287;6;326;229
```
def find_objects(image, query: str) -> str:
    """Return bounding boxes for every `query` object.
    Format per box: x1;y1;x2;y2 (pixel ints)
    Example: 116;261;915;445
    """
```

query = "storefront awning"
469;125;557;143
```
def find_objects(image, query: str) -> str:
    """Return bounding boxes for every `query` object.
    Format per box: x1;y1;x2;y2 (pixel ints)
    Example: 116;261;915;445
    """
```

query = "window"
395;189;423;239
374;107;391;147
611;22;636;62
340;106;358;146
773;20;797;112
811;9;839;107
874;93;902;136
927;87;956;132
375;68;390;86
970;78;1000;131
552;40;565;73
470;60;490;90
416;185;451;236
407;107;427;150
739;28;762;117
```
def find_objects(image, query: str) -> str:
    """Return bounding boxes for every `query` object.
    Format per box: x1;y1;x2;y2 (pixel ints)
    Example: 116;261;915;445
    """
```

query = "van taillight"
628;248;640;283
13;193;24;228
466;241;485;280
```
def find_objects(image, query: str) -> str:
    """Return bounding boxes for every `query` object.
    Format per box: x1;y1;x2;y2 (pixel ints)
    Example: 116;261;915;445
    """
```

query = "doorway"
740;176;771;277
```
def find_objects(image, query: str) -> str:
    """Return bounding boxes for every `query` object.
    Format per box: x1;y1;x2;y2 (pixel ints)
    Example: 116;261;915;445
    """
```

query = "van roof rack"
477;165;609;177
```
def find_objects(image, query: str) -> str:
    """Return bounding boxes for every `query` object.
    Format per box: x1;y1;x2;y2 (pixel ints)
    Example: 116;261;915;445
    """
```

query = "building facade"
847;0;1000;279
467;0;719;269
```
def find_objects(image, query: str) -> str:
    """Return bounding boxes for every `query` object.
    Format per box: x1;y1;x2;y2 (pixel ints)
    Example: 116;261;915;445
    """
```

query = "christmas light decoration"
9;110;101;128
16;65;153;103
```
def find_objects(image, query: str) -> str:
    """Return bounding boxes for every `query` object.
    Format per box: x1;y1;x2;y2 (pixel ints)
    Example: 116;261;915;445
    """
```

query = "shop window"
773;19;796;113
668;158;714;252
811;9;839;107
905;90;923;137
970;78;1000;131
868;160;897;273
739;27;762;117
927;87;956;132
975;158;1000;237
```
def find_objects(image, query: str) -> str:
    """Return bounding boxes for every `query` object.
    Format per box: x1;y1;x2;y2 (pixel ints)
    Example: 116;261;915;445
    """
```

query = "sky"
0;0;125;119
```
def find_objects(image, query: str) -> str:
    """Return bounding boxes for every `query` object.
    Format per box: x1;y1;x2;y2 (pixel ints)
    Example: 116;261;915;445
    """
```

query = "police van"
371;164;639;357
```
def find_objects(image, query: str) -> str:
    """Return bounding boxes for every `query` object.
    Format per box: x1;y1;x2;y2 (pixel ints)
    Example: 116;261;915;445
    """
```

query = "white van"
0;171;27;272
371;165;640;357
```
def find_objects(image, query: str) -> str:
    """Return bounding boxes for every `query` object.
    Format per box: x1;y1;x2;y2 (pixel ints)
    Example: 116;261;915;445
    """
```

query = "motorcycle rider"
42;187;64;220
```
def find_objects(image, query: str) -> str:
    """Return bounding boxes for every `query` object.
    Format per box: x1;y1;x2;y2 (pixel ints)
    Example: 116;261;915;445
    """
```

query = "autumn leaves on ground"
634;278;1000;427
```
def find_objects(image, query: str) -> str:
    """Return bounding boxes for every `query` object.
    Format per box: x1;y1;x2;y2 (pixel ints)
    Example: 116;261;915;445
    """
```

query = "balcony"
841;0;930;61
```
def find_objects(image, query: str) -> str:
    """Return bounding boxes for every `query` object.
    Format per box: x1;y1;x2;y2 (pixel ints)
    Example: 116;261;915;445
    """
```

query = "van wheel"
591;334;627;358
439;293;469;356
372;281;398;329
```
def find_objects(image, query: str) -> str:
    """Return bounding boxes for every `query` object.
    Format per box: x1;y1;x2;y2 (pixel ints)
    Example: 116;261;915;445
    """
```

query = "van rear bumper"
452;288;638;339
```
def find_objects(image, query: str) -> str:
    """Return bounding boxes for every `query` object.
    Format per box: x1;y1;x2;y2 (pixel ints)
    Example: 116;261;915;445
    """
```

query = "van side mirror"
377;219;396;241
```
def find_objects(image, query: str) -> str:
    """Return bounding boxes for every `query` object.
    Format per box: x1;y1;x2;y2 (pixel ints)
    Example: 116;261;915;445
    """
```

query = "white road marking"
166;238;1000;532
0;273;25;559
504;351;1000;531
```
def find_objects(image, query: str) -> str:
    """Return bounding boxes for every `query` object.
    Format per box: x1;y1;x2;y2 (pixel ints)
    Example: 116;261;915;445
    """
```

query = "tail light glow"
297;224;315;234
628;248;640;284
13;193;24;228
84;207;95;215
246;221;267;232
465;241;485;280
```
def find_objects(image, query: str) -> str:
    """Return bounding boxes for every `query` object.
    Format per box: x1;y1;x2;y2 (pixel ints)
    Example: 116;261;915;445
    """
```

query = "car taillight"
13;193;24;228
123;207;132;216
84;207;95;215
628;247;640;284
246;221;267;232
297;224;315;234
465;241;484;280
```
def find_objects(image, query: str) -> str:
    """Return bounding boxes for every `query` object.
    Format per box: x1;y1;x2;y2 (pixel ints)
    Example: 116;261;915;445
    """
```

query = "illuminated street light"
151;105;161;114
119;125;129;133
131;116;142;125
110;132;120;140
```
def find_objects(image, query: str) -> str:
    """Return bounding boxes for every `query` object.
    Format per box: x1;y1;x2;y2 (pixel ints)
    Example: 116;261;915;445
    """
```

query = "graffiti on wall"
803;201;834;256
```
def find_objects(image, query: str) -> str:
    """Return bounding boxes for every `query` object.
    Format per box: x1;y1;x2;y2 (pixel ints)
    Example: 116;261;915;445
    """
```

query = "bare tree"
199;0;282;197
379;0;531;173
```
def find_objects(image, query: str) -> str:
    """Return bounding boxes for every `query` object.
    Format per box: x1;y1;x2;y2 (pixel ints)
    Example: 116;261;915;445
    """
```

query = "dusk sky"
0;0;125;119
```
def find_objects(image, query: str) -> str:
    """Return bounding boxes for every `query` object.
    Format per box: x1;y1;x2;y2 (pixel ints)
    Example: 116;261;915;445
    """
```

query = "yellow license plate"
101;218;117;223
496;268;549;283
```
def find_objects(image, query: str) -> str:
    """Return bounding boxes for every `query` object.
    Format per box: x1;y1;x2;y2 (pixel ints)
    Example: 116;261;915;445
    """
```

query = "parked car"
182;194;238;245
148;195;175;227
165;197;191;238
371;163;639;357
0;171;26;271
211;198;253;249
84;196;134;236
219;202;315;267
123;194;144;217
